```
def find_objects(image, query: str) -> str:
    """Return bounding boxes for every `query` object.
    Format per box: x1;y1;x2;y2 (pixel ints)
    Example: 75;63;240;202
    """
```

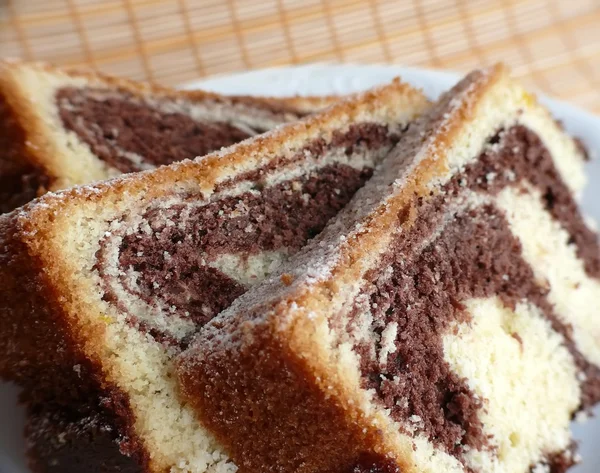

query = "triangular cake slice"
0;80;427;473
177;65;600;473
0;59;336;212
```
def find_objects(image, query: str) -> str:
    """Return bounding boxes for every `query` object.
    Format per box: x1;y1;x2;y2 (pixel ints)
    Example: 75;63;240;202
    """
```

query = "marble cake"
0;80;427;473
177;65;600;473
0;59;336;213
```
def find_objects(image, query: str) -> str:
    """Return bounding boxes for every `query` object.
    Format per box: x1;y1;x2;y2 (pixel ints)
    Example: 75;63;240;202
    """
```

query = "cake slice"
0;59;336;212
0;80;427;473
177;65;600;473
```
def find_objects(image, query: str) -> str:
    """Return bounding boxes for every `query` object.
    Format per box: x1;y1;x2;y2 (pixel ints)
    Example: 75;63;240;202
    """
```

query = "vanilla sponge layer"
445;297;578;472
496;185;600;366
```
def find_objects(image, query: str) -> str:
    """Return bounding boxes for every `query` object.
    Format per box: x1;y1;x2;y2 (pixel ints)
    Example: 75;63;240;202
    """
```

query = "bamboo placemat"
2;0;599;112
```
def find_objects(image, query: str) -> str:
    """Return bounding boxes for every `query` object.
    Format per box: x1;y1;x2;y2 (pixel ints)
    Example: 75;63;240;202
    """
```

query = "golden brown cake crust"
0;59;340;212
184;312;398;473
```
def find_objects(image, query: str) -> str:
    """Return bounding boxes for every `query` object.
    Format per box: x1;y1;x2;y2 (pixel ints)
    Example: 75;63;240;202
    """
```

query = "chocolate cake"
0;79;428;473
177;65;600;473
0;59;337;213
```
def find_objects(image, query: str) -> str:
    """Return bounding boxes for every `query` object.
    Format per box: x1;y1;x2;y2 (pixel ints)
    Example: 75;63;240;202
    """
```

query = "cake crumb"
281;273;294;286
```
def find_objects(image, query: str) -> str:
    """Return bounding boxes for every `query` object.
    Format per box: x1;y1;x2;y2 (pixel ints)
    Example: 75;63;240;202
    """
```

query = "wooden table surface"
2;0;599;112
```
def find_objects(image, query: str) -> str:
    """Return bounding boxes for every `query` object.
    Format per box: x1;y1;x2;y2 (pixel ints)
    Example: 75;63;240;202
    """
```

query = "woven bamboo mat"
2;0;599;112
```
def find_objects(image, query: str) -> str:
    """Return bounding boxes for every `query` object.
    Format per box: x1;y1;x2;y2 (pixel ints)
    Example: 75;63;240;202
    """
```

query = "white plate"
1;64;599;473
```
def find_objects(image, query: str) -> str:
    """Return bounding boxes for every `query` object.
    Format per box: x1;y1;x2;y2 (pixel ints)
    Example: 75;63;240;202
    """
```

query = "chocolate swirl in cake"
94;123;403;346
349;125;599;467
56;87;286;173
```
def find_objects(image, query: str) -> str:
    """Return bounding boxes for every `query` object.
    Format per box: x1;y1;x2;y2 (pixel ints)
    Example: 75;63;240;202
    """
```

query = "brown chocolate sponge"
0;59;338;213
177;65;600;473
0;79;428;473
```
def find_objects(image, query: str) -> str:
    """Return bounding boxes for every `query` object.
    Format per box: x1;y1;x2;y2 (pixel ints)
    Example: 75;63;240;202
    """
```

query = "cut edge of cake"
177;64;598;473
0;78;428;473
0;58;340;212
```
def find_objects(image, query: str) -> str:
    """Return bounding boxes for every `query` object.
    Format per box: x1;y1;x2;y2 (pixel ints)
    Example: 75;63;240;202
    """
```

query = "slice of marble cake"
177;65;600;473
0;79;427;473
0;59;336;213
